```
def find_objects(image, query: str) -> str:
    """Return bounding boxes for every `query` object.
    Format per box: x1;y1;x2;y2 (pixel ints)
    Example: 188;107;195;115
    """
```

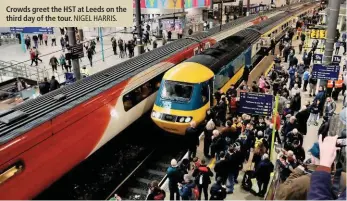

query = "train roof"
0;2;315;145
183;4;314;73
163;62;214;84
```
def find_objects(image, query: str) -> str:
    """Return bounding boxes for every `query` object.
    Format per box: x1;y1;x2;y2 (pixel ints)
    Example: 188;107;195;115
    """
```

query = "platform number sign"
310;29;326;39
313;54;323;62
332;55;342;64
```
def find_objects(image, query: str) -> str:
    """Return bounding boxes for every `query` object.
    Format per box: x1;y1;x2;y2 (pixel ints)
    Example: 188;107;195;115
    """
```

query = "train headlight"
152;111;160;118
179;117;185;123
185;117;192;123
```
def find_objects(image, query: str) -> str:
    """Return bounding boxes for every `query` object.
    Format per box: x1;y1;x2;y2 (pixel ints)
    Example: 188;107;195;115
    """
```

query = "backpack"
255;137;263;149
230;98;237;109
190;186;200;200
242;170;254;191
153;189;166;200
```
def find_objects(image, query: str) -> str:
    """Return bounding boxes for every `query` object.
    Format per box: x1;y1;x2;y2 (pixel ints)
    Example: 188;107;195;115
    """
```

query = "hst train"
0;7;293;199
151;4;317;135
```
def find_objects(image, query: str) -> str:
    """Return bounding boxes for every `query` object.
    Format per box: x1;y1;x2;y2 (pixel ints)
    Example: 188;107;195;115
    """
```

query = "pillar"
135;0;144;54
78;29;84;42
67;27;81;80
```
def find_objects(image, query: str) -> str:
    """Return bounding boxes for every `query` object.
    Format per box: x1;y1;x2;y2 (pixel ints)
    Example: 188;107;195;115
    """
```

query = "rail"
105;149;156;200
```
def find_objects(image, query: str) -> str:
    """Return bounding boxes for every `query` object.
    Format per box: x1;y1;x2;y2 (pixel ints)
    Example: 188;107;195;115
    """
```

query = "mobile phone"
336;138;346;147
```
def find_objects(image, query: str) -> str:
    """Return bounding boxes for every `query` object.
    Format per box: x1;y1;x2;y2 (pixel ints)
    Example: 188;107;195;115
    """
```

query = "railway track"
105;146;186;200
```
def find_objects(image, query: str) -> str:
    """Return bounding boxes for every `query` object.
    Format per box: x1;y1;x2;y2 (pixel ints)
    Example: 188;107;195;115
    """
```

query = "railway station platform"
158;31;345;200
0;27;165;84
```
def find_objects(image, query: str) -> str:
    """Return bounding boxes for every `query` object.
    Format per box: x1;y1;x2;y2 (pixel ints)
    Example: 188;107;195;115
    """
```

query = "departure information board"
238;92;273;116
312;64;340;80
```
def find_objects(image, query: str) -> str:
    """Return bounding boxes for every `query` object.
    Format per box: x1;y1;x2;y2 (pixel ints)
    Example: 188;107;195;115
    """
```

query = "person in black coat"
192;159;214;200
49;76;60;91
214;152;228;185
295;106;310;135
255;154;274;197
282;116;298;140
318;116;330;140
185;121;200;160
39;77;50;95
292;140;305;163
242;65;251;82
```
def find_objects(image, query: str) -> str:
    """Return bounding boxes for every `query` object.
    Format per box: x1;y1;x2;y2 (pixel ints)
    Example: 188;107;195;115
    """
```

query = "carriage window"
205;42;210;49
0;161;24;185
194;47;199;55
123;72;165;111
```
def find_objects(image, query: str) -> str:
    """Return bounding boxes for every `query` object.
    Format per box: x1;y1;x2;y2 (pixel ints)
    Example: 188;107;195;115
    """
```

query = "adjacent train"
151;4;317;135
0;6;294;199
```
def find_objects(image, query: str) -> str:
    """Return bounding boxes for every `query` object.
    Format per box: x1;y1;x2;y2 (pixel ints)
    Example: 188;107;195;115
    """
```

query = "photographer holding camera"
307;135;346;200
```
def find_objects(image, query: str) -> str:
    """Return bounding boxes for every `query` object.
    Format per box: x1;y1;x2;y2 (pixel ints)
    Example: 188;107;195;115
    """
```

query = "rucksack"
255;137;264;149
153;189;166;200
230;98;237;109
190;186;200;200
242;170;254;191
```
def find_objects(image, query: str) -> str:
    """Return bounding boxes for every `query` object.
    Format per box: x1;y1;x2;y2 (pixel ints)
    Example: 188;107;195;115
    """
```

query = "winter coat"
295;109;310;135
49;79;60;91
167;166;182;189
179;182;196;200
192;165;213;185
210;183;227;200
318;120;330;137
39;81;50;95
286;132;303;147
147;188;166;200
282;122;298;137
276;165;317;200
214;159;228;178
325;101;336;115
293;146;305;162
255;159;274;181
185;127;200;149
308;168;347;200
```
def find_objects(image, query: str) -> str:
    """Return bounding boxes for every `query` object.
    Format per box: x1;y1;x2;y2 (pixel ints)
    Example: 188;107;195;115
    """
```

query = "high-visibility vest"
327;79;343;88
335;80;343;88
327;80;334;88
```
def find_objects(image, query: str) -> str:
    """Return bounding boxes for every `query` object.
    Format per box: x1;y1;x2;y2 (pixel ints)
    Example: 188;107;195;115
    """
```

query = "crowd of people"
145;11;346;201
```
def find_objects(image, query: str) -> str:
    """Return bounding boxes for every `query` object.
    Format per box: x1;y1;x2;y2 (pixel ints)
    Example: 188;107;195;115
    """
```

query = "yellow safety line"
208;158;216;168
265;61;275;76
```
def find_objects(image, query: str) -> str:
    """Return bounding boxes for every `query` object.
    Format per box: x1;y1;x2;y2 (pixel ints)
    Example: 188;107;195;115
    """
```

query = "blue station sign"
332;55;342;64
312;64;340;80
313;53;323;62
10;27;54;34
238;92;273;116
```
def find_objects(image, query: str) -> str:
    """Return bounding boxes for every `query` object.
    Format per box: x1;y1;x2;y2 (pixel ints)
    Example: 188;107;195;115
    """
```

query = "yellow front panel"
152;102;210;135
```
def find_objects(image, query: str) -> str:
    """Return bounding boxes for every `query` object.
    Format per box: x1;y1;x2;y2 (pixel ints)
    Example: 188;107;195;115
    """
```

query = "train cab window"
161;81;193;102
122;72;165;111
0;161;24;184
201;82;209;105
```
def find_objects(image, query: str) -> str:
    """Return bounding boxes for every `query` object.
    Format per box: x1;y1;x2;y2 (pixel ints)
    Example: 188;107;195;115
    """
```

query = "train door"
208;78;214;107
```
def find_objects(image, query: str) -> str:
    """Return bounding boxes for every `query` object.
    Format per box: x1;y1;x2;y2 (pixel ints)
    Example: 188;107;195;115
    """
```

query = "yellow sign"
310;29;327;39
